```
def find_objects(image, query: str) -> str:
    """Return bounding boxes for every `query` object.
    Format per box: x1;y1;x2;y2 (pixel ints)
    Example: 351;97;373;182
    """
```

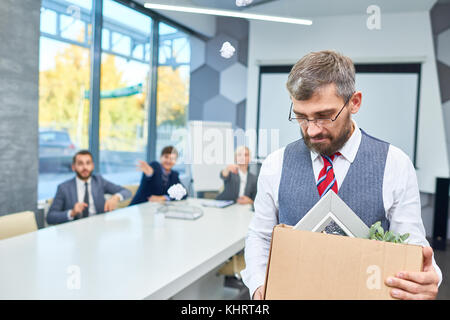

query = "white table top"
0;199;253;299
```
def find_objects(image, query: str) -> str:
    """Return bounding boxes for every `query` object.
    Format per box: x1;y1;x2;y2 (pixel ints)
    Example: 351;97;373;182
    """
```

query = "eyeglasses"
288;94;353;128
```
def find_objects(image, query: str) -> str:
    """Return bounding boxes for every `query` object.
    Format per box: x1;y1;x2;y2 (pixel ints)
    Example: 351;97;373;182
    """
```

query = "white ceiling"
138;0;438;18
136;0;439;37
190;0;277;10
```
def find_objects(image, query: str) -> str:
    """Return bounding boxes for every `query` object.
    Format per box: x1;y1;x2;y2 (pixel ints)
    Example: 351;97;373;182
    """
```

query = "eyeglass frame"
288;93;354;127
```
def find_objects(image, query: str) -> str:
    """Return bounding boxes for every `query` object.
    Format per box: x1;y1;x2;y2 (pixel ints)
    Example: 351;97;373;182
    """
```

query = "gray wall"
431;2;450;165
189;16;249;130
429;2;450;239
0;0;40;216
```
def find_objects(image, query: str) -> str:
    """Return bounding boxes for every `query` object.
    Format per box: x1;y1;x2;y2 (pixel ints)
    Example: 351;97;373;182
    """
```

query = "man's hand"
385;246;439;300
137;160;154;176
104;195;120;212
148;195;167;203
237;195;253;205
222;164;239;178
71;202;88;217
253;285;264;300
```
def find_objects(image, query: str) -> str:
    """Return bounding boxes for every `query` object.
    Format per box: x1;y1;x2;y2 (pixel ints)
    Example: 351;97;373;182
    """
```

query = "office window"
156;22;190;173
99;0;152;186
38;0;92;201
38;0;196;201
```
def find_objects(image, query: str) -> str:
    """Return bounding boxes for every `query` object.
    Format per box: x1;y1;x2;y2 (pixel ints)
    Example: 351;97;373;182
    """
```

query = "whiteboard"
257;70;419;163
186;121;235;192
257;73;299;158
353;73;418;162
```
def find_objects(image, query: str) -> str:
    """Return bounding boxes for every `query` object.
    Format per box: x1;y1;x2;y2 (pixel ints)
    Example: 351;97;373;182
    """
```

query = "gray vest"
278;129;390;232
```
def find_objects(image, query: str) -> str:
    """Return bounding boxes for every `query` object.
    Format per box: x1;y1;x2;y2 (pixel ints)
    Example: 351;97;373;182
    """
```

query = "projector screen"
256;64;420;165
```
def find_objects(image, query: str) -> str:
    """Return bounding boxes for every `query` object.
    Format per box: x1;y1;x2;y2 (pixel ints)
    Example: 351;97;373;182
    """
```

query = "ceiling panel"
138;0;437;17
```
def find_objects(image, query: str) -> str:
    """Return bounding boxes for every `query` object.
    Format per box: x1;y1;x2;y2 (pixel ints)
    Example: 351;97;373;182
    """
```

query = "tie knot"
322;152;341;165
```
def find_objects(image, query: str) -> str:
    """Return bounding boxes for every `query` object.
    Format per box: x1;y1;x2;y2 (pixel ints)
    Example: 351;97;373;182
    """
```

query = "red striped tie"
317;152;341;198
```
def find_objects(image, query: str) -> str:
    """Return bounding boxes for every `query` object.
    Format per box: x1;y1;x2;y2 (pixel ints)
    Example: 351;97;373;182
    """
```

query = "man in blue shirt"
130;146;187;205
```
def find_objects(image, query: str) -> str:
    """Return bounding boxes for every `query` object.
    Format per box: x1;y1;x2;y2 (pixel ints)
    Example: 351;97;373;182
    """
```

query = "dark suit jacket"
216;170;258;201
47;174;132;225
129;161;187;206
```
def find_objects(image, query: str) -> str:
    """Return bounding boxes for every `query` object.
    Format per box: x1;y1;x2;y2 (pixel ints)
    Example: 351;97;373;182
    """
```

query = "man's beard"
302;117;353;156
76;170;92;180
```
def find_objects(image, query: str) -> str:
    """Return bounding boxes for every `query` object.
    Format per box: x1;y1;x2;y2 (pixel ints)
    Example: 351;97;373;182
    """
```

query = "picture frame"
293;191;370;238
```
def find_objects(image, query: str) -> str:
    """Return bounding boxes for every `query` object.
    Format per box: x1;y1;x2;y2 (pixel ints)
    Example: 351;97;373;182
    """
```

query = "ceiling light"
144;2;312;25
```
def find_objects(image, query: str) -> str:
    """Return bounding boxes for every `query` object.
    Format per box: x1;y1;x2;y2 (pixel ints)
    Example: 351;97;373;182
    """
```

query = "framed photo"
293;191;370;238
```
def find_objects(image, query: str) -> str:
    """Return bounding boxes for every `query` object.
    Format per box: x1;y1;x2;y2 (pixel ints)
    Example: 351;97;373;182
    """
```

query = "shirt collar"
76;176;91;186
310;119;361;164
160;163;171;176
238;168;248;177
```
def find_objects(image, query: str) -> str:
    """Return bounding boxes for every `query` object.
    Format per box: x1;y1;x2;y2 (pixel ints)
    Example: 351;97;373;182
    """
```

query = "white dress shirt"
238;169;248;197
241;120;442;298
67;177;123;220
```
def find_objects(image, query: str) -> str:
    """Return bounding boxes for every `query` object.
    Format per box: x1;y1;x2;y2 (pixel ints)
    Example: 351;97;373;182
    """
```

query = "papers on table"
157;204;204;220
199;199;235;208
165;210;203;220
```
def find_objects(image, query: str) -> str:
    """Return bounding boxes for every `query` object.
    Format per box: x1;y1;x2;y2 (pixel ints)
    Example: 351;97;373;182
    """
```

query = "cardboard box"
263;224;423;300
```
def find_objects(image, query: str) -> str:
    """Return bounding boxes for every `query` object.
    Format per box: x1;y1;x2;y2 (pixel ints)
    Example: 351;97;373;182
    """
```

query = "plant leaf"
400;233;410;242
376;223;384;236
384;232;395;242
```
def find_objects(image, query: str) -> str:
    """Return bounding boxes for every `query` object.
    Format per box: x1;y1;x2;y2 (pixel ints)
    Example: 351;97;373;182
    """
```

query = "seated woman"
216;146;257;204
129;146;187;205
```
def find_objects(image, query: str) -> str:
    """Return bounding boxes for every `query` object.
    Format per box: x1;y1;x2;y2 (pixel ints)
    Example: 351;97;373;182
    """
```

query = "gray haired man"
241;50;442;300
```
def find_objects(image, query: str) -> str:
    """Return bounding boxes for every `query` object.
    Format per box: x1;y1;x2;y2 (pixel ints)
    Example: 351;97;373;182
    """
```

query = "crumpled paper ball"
220;42;236;59
236;0;253;7
168;183;187;201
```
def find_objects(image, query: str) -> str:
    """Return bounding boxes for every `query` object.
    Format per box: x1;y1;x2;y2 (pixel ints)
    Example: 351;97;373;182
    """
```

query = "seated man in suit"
129;146;187;205
216;146;257;204
47;150;132;225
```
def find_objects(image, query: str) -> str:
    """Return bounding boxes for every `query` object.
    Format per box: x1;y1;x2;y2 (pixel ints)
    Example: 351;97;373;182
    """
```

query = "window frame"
39;0;205;177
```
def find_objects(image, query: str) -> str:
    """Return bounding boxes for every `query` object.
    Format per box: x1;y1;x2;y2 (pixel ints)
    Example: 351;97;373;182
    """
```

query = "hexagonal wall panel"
236;100;246;129
189;35;206;72
437;28;450;66
190;65;220;102
188;96;203;121
431;4;450;36
238;36;249;66
443;100;450;160
217;16;249;40
443;99;450;125
220;63;247;104
205;33;239;72
203;95;237;124
437;61;450;103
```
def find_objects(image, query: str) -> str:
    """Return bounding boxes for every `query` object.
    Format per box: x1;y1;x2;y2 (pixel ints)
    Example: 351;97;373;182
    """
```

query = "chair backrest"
42;199;53;228
0;211;38;240
117;185;139;209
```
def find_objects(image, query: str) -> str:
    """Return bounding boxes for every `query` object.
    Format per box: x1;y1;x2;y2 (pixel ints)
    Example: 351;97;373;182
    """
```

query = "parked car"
39;129;77;173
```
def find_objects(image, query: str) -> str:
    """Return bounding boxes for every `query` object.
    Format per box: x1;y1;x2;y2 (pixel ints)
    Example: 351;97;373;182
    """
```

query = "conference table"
0;198;254;299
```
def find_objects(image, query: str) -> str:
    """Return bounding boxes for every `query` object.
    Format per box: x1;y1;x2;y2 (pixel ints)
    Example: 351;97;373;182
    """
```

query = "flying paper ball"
167;183;187;201
220;41;236;59
236;0;253;7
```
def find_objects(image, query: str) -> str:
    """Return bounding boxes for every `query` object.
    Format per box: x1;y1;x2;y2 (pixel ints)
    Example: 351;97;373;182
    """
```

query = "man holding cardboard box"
241;50;442;300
